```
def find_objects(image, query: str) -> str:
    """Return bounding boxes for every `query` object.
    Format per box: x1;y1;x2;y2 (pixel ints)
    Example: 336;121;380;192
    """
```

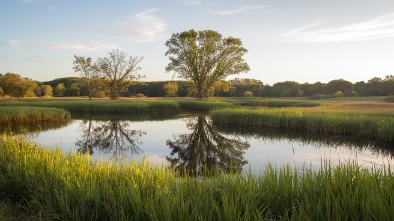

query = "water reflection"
166;116;250;176
215;126;394;159
75;115;145;160
0;121;71;135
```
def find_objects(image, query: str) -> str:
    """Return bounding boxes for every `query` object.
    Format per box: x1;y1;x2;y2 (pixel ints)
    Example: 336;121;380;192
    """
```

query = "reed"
1;136;394;220
0;106;70;124
210;107;394;142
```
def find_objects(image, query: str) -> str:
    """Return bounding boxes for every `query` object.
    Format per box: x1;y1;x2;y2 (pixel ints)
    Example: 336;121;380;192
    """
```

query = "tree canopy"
96;49;143;100
165;29;250;98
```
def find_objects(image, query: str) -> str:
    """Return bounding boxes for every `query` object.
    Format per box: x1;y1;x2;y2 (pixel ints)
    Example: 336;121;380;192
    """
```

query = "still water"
27;113;394;174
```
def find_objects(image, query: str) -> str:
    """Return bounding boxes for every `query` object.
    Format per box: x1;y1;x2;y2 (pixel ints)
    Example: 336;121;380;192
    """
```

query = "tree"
73;55;98;100
163;81;178;97
165;29;250;99
271;81;301;97
43;85;53;97
53;83;66;97
96;49;143;100
22;78;38;97
326;79;353;95
0;73;26;97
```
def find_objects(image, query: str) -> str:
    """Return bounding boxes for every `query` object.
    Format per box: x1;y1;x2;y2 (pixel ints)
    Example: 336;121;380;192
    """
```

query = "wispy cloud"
8;40;117;51
211;4;267;15
285;13;394;43
23;56;65;63
38;41;118;51
115;8;166;41
179;0;203;6
8;40;23;47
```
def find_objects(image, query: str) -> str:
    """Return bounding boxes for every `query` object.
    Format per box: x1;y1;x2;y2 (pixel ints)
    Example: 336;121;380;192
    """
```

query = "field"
1;96;394;220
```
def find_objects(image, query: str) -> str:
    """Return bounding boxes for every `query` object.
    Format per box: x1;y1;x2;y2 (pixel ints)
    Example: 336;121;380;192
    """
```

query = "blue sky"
1;0;394;84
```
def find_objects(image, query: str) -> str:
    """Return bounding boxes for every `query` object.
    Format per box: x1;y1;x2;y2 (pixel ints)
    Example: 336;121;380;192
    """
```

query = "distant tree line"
1;73;394;98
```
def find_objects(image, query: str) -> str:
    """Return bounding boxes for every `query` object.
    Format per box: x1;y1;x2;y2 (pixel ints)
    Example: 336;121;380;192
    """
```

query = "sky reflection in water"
31;114;394;174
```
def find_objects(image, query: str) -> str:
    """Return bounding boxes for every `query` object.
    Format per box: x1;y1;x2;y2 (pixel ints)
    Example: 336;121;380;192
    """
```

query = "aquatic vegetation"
0;106;70;124
0;99;180;113
1;136;394;220
178;100;233;111
211;107;394;142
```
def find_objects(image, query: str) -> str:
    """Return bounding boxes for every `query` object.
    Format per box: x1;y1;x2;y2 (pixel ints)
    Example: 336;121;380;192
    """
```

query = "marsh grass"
0;100;181;113
211;107;394;142
178;100;233;111
1;136;394;220
0;106;70;124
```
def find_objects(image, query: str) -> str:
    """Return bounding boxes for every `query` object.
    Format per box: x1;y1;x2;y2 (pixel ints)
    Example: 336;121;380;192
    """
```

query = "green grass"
0;106;70;124
0;99;181;113
217;98;321;107
0;99;236;113
178;100;233;111
1;136;394;220
210;107;394;142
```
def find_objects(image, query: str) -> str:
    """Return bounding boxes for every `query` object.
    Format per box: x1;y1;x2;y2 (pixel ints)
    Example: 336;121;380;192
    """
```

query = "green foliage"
96;49;143;100
2;136;394;220
163;82;178;97
165;29;250;98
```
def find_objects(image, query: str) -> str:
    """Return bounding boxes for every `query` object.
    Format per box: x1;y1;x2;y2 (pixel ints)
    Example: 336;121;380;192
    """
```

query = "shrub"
243;91;253;97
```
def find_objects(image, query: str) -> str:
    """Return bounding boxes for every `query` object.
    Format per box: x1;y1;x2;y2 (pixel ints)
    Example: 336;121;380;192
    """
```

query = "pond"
18;112;394;175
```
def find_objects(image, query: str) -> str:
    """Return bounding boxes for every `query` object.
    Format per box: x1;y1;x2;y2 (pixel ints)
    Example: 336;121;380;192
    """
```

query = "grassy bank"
0;98;236;113
178;100;233;111
1;136;394;220
211;107;394;142
0;99;181;113
0;106;70;124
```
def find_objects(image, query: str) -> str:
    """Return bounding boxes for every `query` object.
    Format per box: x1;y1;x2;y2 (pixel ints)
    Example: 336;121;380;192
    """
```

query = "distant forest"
1;72;394;98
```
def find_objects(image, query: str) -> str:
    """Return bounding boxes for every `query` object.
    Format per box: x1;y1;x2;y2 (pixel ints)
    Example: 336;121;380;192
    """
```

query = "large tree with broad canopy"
165;29;250;99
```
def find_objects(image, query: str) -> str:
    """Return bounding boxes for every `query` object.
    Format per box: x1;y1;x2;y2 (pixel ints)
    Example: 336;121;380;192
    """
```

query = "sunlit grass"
0;106;70;124
211;107;394;142
1;136;394;220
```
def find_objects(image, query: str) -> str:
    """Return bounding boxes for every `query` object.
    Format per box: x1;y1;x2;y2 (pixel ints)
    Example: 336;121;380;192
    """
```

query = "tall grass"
1;136;394;220
210;107;394;142
0;100;180;113
0;106;70;124
178;100;233;111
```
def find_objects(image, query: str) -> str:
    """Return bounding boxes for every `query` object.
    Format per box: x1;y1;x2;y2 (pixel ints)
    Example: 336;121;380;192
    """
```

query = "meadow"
1;136;394;220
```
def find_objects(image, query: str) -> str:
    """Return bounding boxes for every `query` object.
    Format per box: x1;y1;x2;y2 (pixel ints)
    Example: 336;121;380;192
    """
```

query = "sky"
1;0;394;85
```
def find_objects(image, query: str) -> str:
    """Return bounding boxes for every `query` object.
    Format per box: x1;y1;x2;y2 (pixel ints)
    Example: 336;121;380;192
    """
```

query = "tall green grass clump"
0;100;180;113
211;107;394;142
240;99;321;107
2;136;394;220
178;100;233;111
0;106;70;124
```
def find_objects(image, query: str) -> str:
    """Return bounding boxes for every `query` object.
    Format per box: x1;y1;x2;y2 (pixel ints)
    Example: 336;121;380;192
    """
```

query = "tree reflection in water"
166;116;250;176
76;116;146;160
